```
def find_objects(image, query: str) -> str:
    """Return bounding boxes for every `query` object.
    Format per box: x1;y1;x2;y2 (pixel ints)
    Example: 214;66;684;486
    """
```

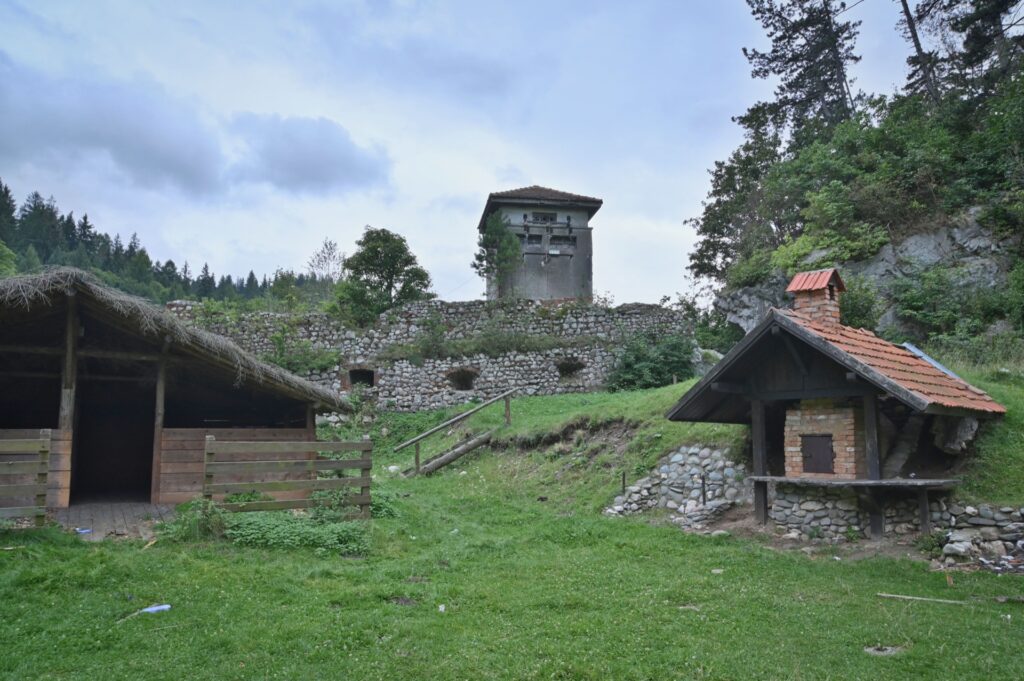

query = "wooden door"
801;434;834;474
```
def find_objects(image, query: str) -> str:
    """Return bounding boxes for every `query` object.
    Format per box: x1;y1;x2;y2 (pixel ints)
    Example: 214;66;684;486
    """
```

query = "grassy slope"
956;368;1024;504
2;381;1024;679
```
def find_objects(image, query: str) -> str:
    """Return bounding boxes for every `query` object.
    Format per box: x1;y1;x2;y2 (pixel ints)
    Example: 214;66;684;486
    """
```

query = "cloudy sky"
0;0;913;302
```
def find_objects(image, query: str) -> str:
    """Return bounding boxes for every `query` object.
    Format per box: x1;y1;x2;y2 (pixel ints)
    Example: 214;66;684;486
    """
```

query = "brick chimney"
786;268;845;326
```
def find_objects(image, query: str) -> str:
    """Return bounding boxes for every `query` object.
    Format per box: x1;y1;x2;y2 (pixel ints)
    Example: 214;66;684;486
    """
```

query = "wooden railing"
203;437;373;519
0;429;50;526
394;389;515;475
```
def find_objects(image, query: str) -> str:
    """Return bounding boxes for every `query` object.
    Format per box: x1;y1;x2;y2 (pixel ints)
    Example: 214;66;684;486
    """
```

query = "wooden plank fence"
0;429;50;526
203;436;373;518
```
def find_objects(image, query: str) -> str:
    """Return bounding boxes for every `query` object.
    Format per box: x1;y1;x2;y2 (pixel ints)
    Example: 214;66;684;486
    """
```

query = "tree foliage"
472;212;520;296
331;227;434;327
606;333;696;392
688;0;1024;292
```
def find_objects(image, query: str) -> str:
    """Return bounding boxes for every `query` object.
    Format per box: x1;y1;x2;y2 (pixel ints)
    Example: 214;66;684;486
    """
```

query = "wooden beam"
918;489;931;533
58;295;78;433
864;393;881;480
150;349;167;503
710;381;747;394
751;398;768;524
773;326;808;376
0;345;63;356
0;371;151;383
77;348;162;362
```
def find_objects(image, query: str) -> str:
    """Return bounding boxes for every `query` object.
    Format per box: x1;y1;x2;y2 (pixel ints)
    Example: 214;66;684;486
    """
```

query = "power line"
834;0;869;17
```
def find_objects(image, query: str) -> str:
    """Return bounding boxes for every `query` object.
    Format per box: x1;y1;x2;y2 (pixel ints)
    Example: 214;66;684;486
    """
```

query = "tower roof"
478;185;603;230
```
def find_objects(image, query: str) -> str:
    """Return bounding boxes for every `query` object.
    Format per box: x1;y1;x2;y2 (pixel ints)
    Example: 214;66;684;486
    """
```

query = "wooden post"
917;489;931;534
864;393;881;480
414;442;421;475
360;435;372;518
36;429;51;527
751;399;768;524
504;394;511;426
56;294;77;509
306;405;316;433
150;353;166;504
203;436;216;501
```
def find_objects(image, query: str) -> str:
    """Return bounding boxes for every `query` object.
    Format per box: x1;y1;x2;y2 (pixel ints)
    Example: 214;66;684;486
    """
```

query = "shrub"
839;275;883;330
157;499;227;542
264;332;339;374
224;513;368;555
725;251;773;289
370;488;399;519
606;333;695;392
890;265;1007;340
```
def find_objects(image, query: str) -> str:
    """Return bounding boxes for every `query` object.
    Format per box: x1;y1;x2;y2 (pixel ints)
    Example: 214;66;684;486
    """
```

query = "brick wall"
792;289;840;325
783;399;865;479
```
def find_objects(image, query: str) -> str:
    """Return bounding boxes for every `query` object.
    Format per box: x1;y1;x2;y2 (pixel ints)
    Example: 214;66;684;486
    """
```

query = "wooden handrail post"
414;442;420;475
504;395;511;426
203;435;216;501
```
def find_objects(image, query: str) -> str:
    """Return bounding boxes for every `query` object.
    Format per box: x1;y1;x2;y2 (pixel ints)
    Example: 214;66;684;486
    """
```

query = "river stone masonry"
604;445;751;529
167;298;708;411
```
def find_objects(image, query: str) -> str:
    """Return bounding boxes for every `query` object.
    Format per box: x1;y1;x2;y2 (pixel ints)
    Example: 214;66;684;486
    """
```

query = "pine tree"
19;244;42;273
244;270;259;299
0;181;16;246
16;192;62;259
743;0;861;144
193;263;216;299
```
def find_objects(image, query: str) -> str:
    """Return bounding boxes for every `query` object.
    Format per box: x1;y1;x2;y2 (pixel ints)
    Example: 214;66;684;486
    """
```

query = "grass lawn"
2;382;1023;679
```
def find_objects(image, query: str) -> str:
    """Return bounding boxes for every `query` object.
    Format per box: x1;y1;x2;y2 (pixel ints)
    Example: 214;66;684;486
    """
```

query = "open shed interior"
1;291;315;506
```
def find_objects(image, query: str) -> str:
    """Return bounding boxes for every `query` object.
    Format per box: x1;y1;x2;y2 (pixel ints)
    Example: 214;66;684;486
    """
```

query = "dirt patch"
389;597;418;606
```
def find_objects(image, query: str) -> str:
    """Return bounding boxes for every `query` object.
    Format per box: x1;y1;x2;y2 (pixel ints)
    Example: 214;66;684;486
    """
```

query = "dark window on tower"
801;435;834;474
549;235;577;248
827;284;836;300
532;212;557;223
526;234;543;245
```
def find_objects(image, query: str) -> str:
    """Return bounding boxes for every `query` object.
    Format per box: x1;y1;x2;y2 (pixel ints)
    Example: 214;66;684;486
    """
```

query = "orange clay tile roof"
782;309;1005;414
786;268;846;293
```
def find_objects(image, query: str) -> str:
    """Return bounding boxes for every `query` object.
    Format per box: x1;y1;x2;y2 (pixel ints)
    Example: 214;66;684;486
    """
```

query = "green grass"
3;381;1024;679
955;367;1024;504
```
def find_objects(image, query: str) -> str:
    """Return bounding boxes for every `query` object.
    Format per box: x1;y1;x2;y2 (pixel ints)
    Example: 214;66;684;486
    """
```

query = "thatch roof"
0;268;349;412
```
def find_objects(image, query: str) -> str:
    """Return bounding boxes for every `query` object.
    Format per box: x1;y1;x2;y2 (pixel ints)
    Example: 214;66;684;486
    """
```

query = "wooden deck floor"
52;502;175;541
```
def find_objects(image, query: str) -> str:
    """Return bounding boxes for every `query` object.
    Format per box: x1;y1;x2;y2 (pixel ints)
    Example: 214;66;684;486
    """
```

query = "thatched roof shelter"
0;268;349;508
0;268;346;410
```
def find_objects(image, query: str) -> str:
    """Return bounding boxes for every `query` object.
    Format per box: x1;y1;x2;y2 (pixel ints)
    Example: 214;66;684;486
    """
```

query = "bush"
606;333;695;392
224;513;368;555
839;275;883;330
890;265;1006;340
370;488;399;519
157;499;227;542
264;332;339;374
725;251;773;289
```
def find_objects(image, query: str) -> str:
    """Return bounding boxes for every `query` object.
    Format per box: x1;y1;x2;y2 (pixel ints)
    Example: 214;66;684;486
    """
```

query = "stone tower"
478;185;602;301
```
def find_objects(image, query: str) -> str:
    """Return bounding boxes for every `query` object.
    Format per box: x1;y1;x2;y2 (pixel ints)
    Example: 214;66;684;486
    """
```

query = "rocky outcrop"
715;213;1021;334
714;272;789;333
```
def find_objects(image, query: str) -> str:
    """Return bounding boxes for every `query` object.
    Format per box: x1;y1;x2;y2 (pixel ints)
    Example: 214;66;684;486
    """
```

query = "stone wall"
604;444;751;529
167;298;701;411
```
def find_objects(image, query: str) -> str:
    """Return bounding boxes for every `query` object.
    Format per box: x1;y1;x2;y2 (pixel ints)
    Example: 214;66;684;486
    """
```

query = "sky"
0;0;915;302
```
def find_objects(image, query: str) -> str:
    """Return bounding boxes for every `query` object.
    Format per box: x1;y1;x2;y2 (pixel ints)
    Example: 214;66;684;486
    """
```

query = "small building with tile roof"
666;268;1005;537
477;185;602;302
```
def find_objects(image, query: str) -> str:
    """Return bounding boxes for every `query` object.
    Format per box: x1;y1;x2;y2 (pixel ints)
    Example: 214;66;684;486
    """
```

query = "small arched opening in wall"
346;368;376;388
446;367;479;391
555;357;586;380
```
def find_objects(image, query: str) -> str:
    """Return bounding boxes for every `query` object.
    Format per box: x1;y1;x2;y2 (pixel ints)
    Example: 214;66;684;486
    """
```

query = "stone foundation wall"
605;445;750;519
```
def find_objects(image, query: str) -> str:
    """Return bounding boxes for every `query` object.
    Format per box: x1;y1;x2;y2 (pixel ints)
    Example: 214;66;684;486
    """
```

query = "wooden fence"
203;436;373;518
0;429;50;526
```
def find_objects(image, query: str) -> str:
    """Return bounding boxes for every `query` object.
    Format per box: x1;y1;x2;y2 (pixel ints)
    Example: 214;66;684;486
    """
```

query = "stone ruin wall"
166;299;699;411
